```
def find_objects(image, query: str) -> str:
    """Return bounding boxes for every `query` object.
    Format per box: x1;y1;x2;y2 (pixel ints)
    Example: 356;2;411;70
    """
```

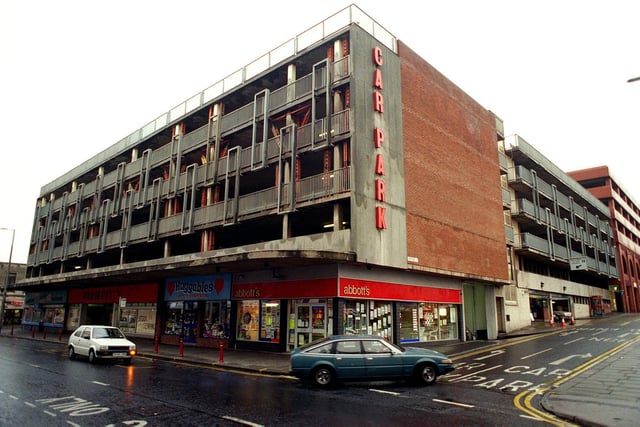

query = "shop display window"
66;305;81;330
398;302;419;343
342;300;392;340
260;300;280;343
202;301;230;339
237;300;259;341
343;300;367;334
164;301;198;343
398;302;459;342
43;306;65;327
119;303;156;337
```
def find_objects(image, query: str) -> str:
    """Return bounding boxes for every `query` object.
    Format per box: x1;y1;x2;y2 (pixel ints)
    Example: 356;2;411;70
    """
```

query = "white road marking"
449;364;503;382
24;402;36;407
520;348;552;359
369;388;401;396
43;410;57;417
91;381;110;386
564;337;584;345
222;415;264;426
432;398;475;408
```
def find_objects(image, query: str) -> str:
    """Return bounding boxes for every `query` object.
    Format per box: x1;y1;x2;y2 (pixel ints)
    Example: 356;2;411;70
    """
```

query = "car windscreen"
93;328;125;339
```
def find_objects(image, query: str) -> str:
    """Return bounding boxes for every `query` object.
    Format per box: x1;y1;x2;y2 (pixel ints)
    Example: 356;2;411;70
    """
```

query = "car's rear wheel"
415;363;437;385
88;349;97;364
311;366;335;387
68;347;76;360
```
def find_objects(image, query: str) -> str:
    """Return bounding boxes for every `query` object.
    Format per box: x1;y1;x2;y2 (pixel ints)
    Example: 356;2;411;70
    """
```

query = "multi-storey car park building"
16;5;512;350
568;166;640;313
498;136;618;332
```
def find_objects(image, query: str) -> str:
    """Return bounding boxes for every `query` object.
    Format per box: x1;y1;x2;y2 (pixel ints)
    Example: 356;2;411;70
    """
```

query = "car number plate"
114;352;127;357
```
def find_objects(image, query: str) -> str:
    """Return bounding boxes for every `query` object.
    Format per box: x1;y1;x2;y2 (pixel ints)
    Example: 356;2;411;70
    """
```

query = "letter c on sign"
373;46;383;66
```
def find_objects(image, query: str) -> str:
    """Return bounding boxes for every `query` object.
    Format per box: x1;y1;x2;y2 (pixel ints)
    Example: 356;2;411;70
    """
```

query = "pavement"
1;315;639;426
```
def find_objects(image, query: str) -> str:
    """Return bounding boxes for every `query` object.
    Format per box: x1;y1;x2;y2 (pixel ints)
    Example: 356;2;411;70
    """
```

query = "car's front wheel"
415;363;437;385
88;349;97;364
311;366;335;387
68;347;76;360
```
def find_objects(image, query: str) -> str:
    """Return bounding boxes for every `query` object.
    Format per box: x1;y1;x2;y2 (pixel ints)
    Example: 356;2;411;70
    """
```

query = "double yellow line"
513;334;640;426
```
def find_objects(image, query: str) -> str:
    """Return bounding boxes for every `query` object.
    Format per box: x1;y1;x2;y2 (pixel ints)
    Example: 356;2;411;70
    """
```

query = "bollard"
43;328;47;340
58;329;63;342
549;317;555;328
10;326;14;336
179;338;184;358
561;316;566;328
219;343;224;364
154;335;159;354
31;326;35;338
570;314;575;325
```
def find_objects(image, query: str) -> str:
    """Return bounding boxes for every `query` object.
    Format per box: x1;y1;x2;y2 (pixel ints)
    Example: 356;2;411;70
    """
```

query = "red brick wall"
399;41;508;281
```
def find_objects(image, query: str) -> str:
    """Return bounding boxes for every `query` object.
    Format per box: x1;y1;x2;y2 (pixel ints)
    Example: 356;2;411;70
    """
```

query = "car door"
362;339;404;378
75;327;92;356
332;340;366;379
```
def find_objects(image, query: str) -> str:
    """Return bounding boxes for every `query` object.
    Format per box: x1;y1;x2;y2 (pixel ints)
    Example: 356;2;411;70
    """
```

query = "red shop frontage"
231;277;462;352
66;283;159;338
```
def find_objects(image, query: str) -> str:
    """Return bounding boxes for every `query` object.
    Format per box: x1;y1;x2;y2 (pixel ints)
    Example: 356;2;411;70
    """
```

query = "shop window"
398;302;419;343
236;300;281;343
260;300;280;343
237;300;259;341
399;303;459;343
119;303;157;337
343;300;367;334
66;304;81;330
164;302;198;343
342;300;392;340
202;301;230;339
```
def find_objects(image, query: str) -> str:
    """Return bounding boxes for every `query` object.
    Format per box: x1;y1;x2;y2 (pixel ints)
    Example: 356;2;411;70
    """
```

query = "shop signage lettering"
373;45;387;230
339;278;462;303
233;288;261;299
165;274;231;301
343;284;371;296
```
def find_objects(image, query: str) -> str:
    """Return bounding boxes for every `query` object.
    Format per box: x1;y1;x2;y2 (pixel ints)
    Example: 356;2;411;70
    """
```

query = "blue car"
289;335;454;387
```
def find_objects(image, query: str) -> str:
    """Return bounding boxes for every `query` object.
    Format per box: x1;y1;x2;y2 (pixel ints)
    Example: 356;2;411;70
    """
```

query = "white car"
68;325;137;364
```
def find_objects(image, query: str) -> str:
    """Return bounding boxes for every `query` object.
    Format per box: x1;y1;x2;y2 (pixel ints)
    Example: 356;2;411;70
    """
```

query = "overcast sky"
1;0;639;263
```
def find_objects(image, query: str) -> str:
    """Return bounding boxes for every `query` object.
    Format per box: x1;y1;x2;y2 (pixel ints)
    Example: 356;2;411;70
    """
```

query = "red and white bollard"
570;314;576;325
561;316;566;328
154;335;159;354
42;328;47;340
179;338;184;358
58;329;63;341
219;343;224;364
549;316;555;328
10;326;14;336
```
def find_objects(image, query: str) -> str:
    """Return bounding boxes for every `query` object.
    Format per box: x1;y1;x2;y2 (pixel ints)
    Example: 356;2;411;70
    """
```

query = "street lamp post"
0;228;15;333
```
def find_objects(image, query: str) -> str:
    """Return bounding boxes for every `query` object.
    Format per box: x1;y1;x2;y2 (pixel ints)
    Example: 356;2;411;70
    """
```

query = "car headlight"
441;358;453;364
98;345;108;351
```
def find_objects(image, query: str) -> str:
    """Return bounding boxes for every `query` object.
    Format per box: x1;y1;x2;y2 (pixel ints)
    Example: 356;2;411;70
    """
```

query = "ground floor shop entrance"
291;302;328;347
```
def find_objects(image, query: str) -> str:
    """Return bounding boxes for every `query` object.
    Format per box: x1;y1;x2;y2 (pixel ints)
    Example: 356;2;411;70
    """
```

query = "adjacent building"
569;166;640;312
498;136;618;333
1;261;26;326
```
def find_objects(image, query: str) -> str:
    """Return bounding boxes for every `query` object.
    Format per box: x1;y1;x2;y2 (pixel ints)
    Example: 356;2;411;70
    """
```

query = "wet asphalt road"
1;338;535;426
2;316;640;426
